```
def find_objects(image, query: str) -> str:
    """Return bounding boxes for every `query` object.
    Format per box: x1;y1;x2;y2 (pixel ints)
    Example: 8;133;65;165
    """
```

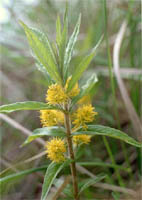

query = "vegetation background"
0;0;141;199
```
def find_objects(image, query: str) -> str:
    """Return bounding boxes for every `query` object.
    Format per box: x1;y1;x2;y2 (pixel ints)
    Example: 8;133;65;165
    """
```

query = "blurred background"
0;0;142;199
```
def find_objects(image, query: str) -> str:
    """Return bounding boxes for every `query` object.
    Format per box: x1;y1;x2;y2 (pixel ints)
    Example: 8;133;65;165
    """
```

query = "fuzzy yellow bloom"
46;83;68;105
72;104;97;129
40;110;64;127
73;134;91;144
45;138;66;162
65;76;80;98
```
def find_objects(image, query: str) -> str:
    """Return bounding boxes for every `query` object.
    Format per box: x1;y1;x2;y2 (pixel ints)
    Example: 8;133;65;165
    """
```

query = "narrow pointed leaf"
58;10;68;79
112;192;120;200
67;36;103;92
36;60;54;86
41;160;71;200
23;126;66;145
56;16;62;46
77;161;130;172
19;21;61;83
64;14;81;78
73;125;142;148
0;166;47;185
0;101;59;113
79;173;106;195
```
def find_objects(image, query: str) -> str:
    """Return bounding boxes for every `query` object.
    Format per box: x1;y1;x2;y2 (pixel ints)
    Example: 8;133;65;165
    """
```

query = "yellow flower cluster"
46;84;68;105
46;77;80;105
40;110;64;127
72;104;97;129
73;134;91;145
45;138;66;162
40;80;98;162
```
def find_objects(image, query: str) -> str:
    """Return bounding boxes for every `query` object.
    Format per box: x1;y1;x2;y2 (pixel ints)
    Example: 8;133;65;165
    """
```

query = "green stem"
120;142;133;179
103;136;125;187
64;105;79;200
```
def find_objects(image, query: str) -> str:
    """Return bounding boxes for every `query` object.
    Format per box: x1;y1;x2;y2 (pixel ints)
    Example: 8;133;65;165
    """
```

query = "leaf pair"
22;125;142;148
0;101;141;148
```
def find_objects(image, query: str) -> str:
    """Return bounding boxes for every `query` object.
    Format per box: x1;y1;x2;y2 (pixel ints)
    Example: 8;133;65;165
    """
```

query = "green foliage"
19;21;62;84
79;173;106;195
0;101;59;113
71;73;98;106
1;2;141;199
23;126;66;145
112;192;120;200
36;60;54;86
78;161;130;172
56;16;62;46
58;13;68;81
73;125;142;148
67;36;103;92
41;160;71;200
0;166;47;188
64;14;81;79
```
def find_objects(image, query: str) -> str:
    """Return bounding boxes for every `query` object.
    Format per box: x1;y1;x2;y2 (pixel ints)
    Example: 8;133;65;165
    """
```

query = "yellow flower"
46;83;68;105
40;110;64;127
72;104;97;129
45;138;66;162
73;134;91;145
65;76;80;98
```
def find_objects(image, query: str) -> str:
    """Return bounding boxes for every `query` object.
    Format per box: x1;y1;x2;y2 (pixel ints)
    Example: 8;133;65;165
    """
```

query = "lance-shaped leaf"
36;60;54;86
63;14;81;79
67;36;103;92
71;73;98;106
56;16;62;46
23;126;66;145
79;173;106;195
31;50;54;86
77;161;130;172
41;160;71;200
112;192;120;200
58;9;68;80
19;21;61;83
72;125;142;148
0;101;59;113
0;166;47;185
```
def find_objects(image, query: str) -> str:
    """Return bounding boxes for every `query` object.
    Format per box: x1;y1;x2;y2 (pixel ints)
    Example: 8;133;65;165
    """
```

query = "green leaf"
79;173;106;195
64;14;81;78
112;192;120;200
19;21;61;83
77;161;130;172
41;160;71;200
73;125;142;148
67;35;103;92
0;101;58;113
56;16;62;46
23;126;66;145
71;73;98;105
36;60;54;86
58;8;68;81
0;166;47;185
